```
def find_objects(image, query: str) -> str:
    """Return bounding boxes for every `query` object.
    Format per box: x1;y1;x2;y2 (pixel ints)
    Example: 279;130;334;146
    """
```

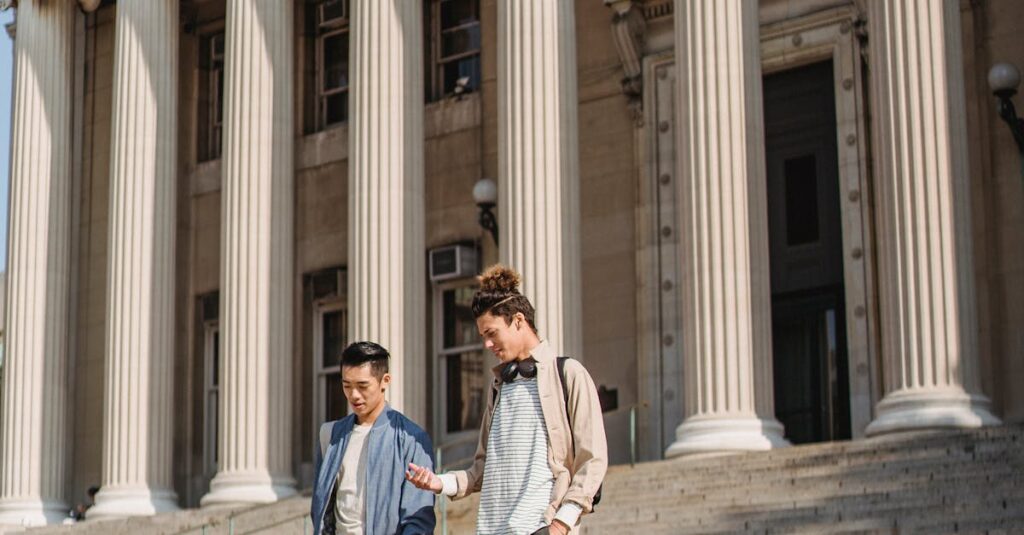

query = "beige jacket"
450;341;608;524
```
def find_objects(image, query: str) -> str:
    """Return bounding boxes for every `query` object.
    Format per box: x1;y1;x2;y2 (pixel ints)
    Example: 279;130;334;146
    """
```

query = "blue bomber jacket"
311;405;436;535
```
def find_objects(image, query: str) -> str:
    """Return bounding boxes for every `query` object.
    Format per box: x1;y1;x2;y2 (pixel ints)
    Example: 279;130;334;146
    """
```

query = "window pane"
441;25;480;59
321;0;348;25
441;0;477;28
442;57;480;96
443;286;478;349
325;92;348;126
211;330;220;386
322;310;346;368
446;351;485;433
212;33;225;59
208;390;218;464
323;33;349;91
325;372;347;421
784;154;820;245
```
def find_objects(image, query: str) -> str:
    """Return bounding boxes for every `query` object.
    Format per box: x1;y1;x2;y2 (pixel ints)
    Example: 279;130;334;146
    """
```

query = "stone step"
609;438;1022;483
593;477;1023;519
586;492;1024;534
599;460;1018;501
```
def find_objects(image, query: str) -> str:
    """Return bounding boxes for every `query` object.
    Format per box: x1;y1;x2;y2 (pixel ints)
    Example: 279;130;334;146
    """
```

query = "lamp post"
473;177;498;246
988;62;1024;176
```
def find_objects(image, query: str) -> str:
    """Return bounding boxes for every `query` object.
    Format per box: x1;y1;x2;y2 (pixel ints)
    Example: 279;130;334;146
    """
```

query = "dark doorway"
763;61;851;444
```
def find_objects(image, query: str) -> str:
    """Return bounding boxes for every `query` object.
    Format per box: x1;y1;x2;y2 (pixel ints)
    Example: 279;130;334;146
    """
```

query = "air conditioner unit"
429;244;478;282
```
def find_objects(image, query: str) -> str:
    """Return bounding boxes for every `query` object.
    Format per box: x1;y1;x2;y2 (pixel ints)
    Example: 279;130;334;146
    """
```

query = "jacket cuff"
554;502;583;527
438;473;458;497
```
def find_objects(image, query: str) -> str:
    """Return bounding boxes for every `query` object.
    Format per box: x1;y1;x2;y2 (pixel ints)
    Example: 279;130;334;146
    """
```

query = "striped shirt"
476;377;554;535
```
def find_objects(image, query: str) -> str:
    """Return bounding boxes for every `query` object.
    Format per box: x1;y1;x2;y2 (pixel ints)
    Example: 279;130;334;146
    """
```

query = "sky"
0;9;12;271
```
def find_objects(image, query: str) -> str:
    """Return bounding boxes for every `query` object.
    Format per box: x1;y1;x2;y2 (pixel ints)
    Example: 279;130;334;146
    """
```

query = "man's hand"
405;462;443;493
548;520;571;535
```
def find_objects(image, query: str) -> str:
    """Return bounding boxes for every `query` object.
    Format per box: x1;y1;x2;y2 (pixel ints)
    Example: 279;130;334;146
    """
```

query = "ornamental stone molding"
605;0;647;125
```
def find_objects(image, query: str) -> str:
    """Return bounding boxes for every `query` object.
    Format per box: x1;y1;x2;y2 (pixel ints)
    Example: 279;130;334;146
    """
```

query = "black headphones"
500;357;538;383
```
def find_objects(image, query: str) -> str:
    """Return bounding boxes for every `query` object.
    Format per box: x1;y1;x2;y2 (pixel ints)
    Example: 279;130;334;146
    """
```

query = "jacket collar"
489;339;555;378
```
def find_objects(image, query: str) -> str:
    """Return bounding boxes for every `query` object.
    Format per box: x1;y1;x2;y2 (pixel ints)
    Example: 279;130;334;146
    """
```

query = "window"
314;301;348;427
435;282;486;446
198;31;225;162
203;321;220;475
196;291;221;477
315;0;350;129
426;0;481;102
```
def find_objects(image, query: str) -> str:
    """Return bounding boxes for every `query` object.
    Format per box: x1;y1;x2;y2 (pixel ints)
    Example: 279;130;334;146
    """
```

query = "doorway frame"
637;5;881;447
759;6;880;438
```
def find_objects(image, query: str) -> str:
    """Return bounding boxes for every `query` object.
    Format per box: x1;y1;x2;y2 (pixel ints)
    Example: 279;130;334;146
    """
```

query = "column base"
200;471;296;508
866;389;1001;437
665;414;790;458
86;486;180;520
0;498;70;527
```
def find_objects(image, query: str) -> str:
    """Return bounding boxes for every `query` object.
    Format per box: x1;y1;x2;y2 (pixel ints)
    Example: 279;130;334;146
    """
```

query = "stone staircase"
14;425;1024;534
445;425;1024;534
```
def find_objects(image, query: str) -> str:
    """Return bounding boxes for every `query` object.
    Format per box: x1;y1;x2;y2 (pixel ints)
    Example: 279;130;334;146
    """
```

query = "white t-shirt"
335;423;372;535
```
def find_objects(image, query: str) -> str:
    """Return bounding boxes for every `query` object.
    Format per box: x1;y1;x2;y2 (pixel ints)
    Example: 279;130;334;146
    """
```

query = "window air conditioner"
429;244;478;282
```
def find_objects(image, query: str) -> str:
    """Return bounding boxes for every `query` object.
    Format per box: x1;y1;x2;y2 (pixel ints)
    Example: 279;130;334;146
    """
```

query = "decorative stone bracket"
605;0;646;126
0;0;101;12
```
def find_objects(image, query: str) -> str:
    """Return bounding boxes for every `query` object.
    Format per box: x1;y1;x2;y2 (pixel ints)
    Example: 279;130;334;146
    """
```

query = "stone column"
865;0;999;435
201;0;296;506
0;0;75;526
347;0;426;423
87;0;180;519
497;0;583;358
665;0;788;457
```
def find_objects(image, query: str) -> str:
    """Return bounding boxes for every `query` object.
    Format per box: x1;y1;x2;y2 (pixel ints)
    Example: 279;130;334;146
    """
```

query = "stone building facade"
1;0;1022;526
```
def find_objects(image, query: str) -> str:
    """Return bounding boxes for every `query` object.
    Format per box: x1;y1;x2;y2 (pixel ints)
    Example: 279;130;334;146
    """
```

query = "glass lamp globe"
988;62;1021;94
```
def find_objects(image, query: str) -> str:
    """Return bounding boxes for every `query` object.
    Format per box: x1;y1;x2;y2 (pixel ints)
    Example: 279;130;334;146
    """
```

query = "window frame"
427;0;482;102
432;278;486;448
198;29;226;163
202;320;220;476
314;0;351;130
312;298;348;432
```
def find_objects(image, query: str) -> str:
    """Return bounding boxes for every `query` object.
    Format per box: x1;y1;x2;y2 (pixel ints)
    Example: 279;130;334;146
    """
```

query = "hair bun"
479;264;521;294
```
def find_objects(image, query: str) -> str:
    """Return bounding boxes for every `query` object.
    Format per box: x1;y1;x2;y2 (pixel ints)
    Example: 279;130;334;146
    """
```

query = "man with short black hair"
311;341;436;535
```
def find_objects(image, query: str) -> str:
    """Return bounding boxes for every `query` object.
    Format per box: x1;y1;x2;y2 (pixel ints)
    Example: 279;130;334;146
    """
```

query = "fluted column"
665;0;788;457
865;0;999;435
201;0;296;506
348;0;425;423
87;0;180;519
0;0;75;526
498;0;583;358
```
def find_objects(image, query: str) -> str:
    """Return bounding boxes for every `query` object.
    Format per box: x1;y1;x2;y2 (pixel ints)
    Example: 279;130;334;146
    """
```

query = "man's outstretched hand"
406;462;443;493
